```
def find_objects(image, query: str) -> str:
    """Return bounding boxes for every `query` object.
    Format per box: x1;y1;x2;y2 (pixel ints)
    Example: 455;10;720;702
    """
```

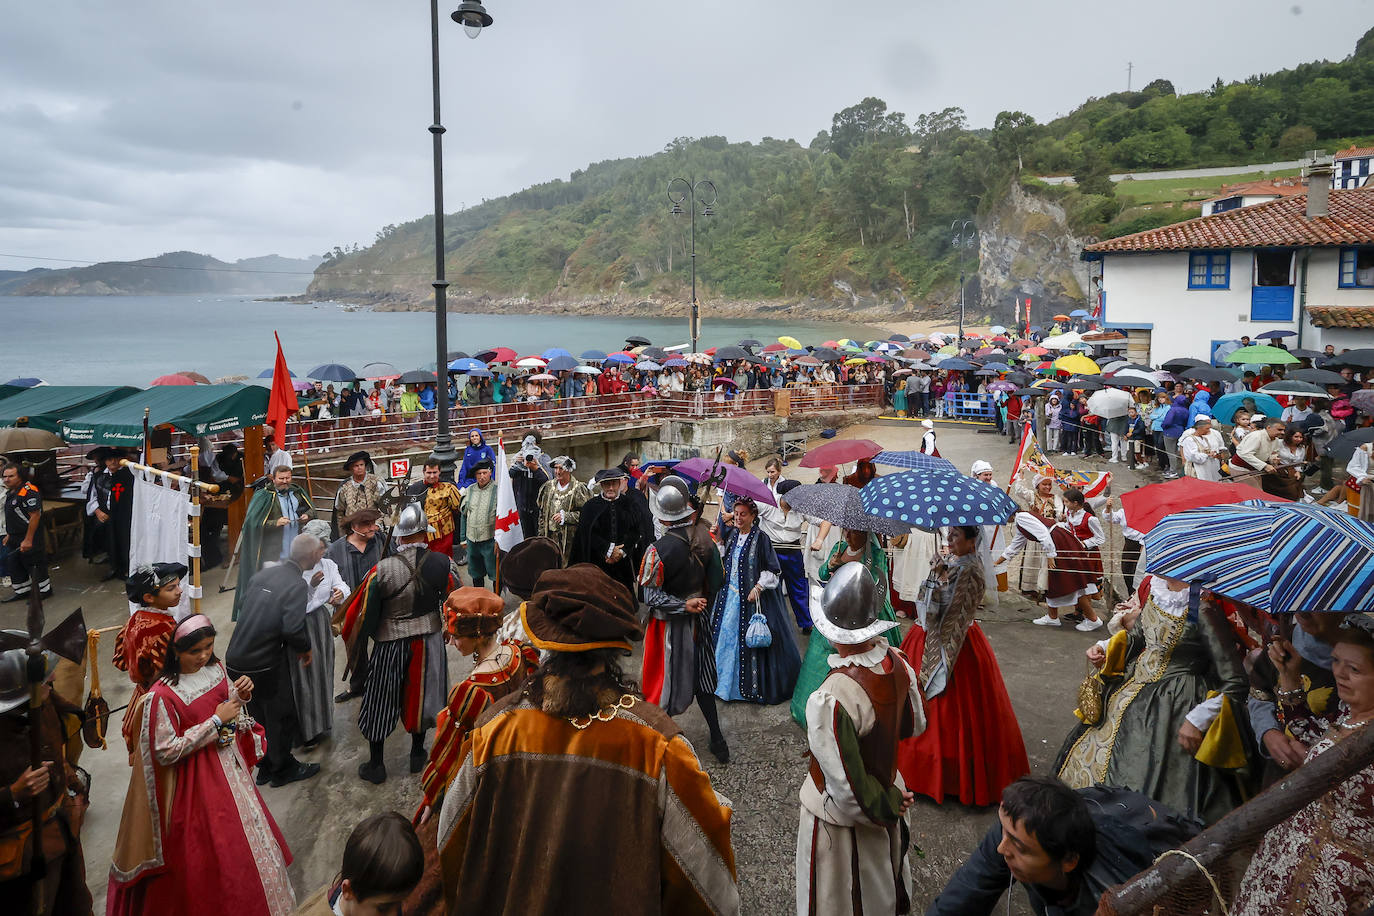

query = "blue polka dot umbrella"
859;470;1018;531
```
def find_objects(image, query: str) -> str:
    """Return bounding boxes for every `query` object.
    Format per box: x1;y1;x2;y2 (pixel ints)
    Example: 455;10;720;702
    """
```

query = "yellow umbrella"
778;335;802;349
838;338;860;348
1053;353;1100;375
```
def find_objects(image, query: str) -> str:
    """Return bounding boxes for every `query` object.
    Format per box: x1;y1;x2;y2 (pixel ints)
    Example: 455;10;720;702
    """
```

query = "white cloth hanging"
129;470;192;619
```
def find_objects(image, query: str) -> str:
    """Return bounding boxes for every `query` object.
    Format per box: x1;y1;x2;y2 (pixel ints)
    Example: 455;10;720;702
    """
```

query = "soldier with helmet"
796;563;925;916
341;502;460;785
638;476;729;763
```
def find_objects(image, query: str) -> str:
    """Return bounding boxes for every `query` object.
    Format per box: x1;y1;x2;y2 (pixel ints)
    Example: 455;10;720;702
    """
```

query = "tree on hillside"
829;97;909;159
1142;78;1177;97
993;110;1037;171
1356;25;1374;58
1277;124;1317;158
913;107;967;154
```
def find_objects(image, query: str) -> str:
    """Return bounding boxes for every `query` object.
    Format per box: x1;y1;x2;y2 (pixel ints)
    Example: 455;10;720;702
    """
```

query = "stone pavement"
0;414;1158;914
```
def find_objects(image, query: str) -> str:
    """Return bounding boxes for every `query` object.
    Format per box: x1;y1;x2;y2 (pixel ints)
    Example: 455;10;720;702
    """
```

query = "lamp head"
452;1;493;38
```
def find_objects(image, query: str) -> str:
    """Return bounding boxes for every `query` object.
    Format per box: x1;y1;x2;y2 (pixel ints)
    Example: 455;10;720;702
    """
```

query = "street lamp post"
668;177;716;353
950;219;976;344
428;0;493;475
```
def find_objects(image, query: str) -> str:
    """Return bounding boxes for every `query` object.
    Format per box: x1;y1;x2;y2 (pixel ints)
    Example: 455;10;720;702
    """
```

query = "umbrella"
872;451;957;473
714;345;751;362
1004;370;1032;384
1327;349;1374;369
3;378;46;388
308;363;356;381
1069;309;1091;317
1225;345;1299;366
685;353;713;365
987;380;1018;393
1253;330;1297;339
214;375;250;384
673;457;775;505
478;346;518;363
937;357;976;372
150;374;196;386
1087;388;1132;418
737;339;762;348
1330;428;1374;464
447;351;470;361
1179;367;1237;384
1210;392;1282;424
901;349;933;360
1120;478;1282;534
889;333;911;342
449;357;486;372
988;326;1006;335
1145;503;1374;613
859;470;1018;531
1287;368;1346;386
711;377;738;389
542;347;572;360
1068;376;1105;391
1161;357;1209;372
1023;346;1049;356
1352;390;1374;415
1108;369;1161;388
974;368;998;377
465;368;493;379
843;357;867;367
1287;348;1323;360
515;357;547;368
640;347;669;361
1053;354;1099;375
799;438;882;468
0;428;64;452
547;356;579;372
1012;387;1051;397
663;357;688;368
782;484;910;536
256;367;293;379
526;373;557;382
572;365;601;375
360;361;399;377
761;343;787;352
794;355;823;367
579;349;608;361
1041;331;1083;349
778;335;803;348
292;379;316;393
1053;314;1071;321
398;369;437;384
635;361;663;372
603;353;634;365
175;371;211;385
625;335;651;346
813;348;843;362
1258;380;1329;398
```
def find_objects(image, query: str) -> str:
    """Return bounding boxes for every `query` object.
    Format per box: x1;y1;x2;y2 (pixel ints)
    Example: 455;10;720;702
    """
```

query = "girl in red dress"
108;615;295;916
897;526;1029;806
1054;488;1105;632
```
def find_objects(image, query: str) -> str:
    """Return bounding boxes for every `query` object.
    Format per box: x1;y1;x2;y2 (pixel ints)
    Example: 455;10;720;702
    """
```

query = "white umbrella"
515;357;547;368
1040;331;1083;350
635;360;663;371
686;353;712;365
572;365;601;375
1258;380;1330;398
1108;369;1159;388
1087;388;1133;418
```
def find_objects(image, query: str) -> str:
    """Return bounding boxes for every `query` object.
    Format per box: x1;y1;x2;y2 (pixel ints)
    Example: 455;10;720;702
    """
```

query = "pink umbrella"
674;457;776;505
150;374;196;386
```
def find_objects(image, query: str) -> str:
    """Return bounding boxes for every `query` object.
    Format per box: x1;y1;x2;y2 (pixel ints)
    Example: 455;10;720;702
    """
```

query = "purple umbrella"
987;380;1017;392
674;457;776;506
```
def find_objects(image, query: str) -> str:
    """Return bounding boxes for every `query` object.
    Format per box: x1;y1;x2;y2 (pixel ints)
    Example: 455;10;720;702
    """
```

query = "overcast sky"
0;1;1365;267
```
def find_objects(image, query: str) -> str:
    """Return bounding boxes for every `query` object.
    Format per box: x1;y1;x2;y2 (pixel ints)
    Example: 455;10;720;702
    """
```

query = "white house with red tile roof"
1335;146;1374;190
1201;176;1306;216
1081;169;1374;363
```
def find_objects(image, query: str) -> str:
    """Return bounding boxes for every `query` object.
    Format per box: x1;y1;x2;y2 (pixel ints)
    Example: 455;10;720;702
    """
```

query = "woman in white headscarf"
970;460;1002;605
919;419;940;457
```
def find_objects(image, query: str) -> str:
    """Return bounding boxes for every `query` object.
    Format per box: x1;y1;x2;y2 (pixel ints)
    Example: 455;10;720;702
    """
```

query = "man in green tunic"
233;464;314;620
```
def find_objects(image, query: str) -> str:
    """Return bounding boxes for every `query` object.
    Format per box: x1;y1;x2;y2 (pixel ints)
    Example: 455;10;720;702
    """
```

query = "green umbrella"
1225;345;1300;366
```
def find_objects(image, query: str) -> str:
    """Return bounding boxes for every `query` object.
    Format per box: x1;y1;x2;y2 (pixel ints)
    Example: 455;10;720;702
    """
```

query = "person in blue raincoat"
457;429;496;489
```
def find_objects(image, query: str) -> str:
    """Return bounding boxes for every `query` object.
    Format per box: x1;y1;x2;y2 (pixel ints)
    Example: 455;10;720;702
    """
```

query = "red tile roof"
1085;188;1374;254
1202;177;1306;204
1335;146;1374;161
1307;306;1374;329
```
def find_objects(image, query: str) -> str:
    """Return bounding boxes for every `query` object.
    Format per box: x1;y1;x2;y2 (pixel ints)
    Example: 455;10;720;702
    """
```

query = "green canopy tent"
0;385;25;402
60;384;270;446
0;385;143;433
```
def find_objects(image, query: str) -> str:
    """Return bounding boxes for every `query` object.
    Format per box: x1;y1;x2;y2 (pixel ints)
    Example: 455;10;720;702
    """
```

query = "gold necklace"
568;694;637;730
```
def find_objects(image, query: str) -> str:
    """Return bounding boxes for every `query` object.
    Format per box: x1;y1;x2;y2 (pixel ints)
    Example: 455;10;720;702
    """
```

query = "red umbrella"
821;340;839;348
704;347;718;356
1024;346;1049;356
798;438;882;468
482;346;518;363
1119;478;1288;534
762;342;787;352
150;374;196;386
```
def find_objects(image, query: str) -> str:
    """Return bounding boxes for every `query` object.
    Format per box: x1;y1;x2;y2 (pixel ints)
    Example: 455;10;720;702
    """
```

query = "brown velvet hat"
500;537;563;600
444;586;505;638
519;563;642;654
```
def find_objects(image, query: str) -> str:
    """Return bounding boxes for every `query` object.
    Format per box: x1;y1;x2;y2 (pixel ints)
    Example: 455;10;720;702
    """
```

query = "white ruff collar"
827;643;888;669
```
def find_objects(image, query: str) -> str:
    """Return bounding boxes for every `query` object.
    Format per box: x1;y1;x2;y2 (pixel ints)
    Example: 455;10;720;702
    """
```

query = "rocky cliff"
977;182;1092;326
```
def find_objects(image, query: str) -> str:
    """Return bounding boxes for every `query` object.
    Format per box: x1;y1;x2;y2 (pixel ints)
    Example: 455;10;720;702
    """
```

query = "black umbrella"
1112;362;1156;373
1162;357;1209;372
888;332;911;342
1069;376;1105;390
447;351;469;361
1180;367;1238;384
1036;380;1071;390
1287;368;1347;386
782;483;910;536
1329;428;1374;465
1004;370;1033;385
1327;349;1374;369
1013;386;1051;397
714;345;751;361
1287;348;1323;360
398;369;438;384
473;349;498;363
1094;355;1119;365
737;339;762;348
938;358;977;371
625;335;652;346
813;347;843;362
640;346;669;361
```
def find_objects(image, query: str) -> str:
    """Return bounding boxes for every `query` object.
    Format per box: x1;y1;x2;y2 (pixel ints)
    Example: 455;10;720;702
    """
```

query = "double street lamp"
428;0;493;473
950;219;977;344
667;177;716;354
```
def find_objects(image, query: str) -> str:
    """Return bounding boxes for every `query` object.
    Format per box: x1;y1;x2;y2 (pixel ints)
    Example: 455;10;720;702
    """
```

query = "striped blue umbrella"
1142;503;1272;609
871;451;958;474
1269;505;1374;613
859;470;1017;531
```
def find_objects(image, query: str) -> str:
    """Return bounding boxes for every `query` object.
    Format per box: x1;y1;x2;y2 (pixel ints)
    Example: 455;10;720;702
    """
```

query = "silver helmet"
392;502;434;539
814;562;899;646
0;643;59;716
651;475;694;523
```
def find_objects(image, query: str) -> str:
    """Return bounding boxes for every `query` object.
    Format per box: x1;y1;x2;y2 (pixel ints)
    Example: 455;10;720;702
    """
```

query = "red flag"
265;331;299;432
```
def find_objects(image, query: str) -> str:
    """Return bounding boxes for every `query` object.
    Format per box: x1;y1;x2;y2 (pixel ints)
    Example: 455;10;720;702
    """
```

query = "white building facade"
1083;186;1374;364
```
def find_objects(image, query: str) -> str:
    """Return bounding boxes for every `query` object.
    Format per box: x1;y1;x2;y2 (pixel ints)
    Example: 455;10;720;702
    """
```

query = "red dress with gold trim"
112;608;177;752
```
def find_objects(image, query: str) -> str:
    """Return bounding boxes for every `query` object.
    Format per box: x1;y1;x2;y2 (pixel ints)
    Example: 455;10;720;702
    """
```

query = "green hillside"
310;28;1374;311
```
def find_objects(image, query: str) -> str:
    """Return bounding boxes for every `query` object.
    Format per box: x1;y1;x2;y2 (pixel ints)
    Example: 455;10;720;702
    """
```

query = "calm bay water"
2;294;885;387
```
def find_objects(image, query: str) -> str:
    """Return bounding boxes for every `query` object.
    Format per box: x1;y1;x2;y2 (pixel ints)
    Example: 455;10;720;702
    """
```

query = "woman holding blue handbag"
709;496;802;704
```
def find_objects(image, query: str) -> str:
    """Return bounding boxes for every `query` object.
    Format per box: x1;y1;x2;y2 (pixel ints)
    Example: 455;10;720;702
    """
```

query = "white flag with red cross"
493;440;525;552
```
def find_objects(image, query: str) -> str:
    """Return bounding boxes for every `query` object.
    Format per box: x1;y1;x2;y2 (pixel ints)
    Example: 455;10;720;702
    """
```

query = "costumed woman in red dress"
108;615;295;916
898;525;1029;805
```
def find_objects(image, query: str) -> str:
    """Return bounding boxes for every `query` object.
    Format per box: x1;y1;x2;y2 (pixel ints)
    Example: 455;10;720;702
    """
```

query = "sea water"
0;294;886;386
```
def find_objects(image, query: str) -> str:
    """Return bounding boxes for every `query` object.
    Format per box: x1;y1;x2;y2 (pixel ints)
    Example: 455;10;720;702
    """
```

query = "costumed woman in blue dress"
709;496;802;704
